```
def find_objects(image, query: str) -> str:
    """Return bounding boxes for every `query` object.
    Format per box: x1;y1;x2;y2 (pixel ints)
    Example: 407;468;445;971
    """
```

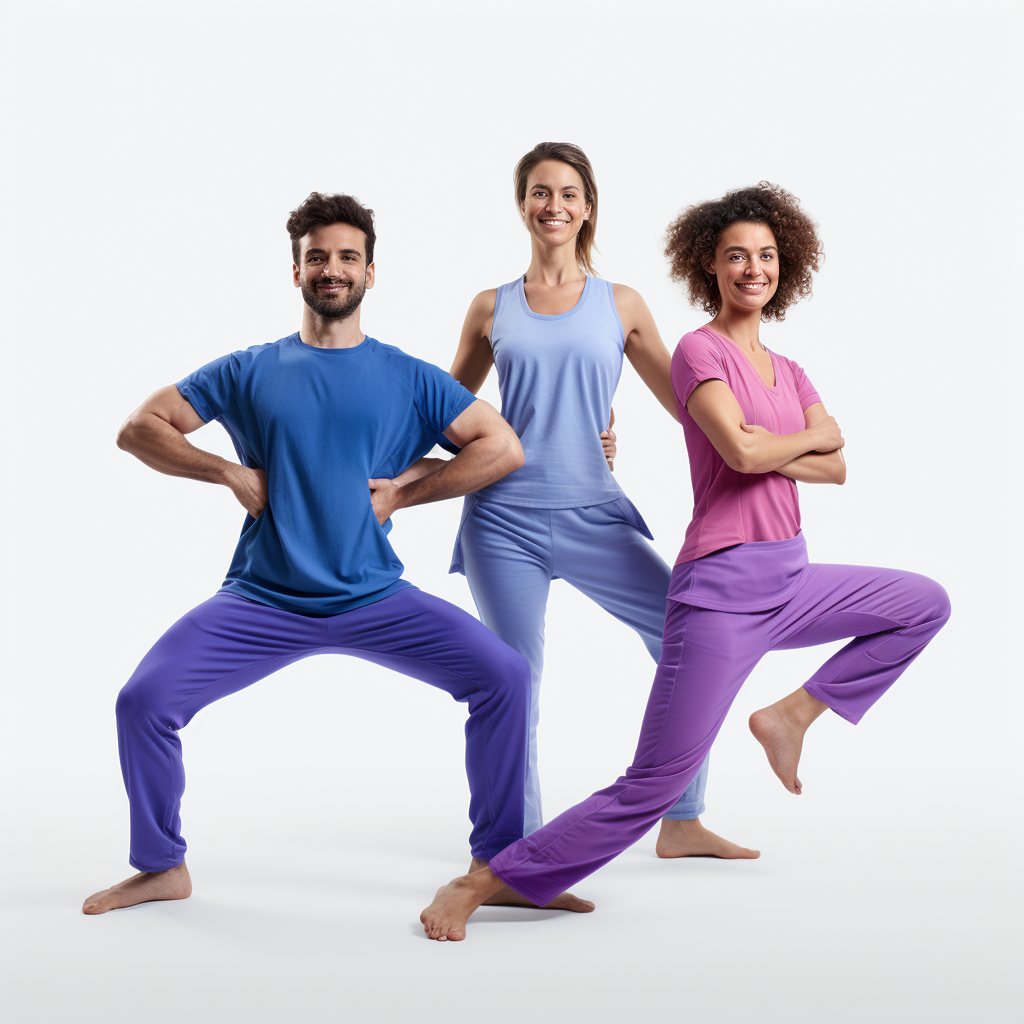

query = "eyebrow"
305;247;363;257
723;245;777;253
531;184;579;191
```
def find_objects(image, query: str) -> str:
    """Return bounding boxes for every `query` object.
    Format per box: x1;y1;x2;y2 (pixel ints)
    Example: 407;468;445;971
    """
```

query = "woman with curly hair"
426;142;757;864
420;183;951;939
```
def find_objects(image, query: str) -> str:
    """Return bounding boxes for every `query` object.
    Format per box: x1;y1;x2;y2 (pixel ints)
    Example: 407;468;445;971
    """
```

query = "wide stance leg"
116;593;327;871
489;602;764;906
326;588;531;861
459;502;552;834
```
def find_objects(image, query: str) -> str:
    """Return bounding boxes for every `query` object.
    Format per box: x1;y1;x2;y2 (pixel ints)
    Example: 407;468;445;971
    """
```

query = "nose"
323;255;344;278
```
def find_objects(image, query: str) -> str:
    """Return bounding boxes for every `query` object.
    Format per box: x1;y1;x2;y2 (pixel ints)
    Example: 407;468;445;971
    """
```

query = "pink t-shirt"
671;326;822;564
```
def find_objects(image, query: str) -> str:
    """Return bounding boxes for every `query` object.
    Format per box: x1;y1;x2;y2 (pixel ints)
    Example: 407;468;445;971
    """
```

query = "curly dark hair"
286;192;375;265
664;182;823;321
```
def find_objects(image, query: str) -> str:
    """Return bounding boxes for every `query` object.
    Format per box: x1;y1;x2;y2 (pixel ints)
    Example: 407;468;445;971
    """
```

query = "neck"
525;237;585;287
299;308;365;349
709;307;764;351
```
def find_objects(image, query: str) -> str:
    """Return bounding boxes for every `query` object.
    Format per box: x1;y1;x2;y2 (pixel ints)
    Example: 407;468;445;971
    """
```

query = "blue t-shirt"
176;332;476;615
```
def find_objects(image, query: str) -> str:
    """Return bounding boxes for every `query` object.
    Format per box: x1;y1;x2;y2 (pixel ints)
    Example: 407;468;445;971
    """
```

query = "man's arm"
117;385;268;517
368;399;522;524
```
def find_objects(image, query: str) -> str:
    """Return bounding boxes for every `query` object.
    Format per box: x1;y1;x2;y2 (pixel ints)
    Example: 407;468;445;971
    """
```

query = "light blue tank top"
475;275;627;508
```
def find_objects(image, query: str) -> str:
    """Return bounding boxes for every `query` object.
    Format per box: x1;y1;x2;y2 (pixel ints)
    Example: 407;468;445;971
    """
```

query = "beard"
301;275;366;320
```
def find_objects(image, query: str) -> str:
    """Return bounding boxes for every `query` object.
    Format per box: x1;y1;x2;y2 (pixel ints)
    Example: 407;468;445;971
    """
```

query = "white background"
2;3;1020;1022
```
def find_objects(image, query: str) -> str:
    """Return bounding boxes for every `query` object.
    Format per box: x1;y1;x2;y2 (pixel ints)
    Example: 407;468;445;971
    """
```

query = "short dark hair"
664;182;823;321
286;192;376;265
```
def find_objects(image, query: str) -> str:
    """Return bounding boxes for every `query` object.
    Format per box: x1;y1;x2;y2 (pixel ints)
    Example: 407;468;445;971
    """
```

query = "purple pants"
116;588;530;871
490;535;951;906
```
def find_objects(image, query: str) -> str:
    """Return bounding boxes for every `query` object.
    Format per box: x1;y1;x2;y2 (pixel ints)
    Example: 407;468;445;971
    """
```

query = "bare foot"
421;869;502;941
749;688;827;794
82;861;192;915
655;819;760;859
469;858;595;913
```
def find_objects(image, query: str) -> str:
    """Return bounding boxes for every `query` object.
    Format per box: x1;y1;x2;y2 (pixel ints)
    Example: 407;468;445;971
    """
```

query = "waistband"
667;532;808;611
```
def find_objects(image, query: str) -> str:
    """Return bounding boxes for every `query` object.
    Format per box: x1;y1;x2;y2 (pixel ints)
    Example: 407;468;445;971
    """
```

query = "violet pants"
453;496;708;834
116;588;530;871
490;536;951;906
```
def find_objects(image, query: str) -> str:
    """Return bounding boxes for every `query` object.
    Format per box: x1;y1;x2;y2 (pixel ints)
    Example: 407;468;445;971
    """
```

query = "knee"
115;672;167;725
491;646;532;708
912;575;952;629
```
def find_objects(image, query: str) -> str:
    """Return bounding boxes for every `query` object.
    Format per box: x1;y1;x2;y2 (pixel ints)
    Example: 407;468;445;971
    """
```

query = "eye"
761;252;774;260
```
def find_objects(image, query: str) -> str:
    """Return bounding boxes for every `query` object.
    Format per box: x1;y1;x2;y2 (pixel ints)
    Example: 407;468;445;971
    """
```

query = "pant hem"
128;854;185;873
803;680;862;725
488;862;549;906
660;806;705;820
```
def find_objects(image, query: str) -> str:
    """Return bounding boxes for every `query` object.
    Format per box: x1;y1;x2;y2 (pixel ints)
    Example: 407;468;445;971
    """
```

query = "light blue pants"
452;496;709;835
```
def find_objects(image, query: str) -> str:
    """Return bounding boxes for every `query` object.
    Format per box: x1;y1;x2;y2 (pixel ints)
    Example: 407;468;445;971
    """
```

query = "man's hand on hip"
369;477;403;525
225;465;268;519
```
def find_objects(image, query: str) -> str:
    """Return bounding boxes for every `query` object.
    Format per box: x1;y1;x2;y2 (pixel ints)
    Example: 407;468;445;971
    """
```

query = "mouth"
539;218;569;228
317;282;350;293
736;282;767;293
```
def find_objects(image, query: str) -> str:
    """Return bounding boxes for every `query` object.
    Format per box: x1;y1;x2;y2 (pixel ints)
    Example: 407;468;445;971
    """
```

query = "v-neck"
704;326;777;391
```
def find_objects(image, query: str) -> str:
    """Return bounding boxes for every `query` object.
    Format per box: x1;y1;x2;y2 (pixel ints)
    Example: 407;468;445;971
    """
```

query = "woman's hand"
809;416;844;453
601;408;617;471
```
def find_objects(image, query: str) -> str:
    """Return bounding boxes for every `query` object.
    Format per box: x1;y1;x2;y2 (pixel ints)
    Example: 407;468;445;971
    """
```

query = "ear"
702;256;716;277
584;202;592;221
293;263;301;288
364;262;375;290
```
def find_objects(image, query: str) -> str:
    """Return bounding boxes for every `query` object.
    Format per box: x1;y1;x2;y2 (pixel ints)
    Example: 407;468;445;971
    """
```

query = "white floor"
3;657;1017;1024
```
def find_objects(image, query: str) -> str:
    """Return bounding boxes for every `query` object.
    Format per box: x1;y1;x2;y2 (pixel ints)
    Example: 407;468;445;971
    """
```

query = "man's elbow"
116;416;139;451
504;435;525;472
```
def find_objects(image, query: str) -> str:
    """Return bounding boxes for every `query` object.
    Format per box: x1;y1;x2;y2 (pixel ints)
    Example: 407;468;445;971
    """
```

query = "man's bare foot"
749;687;828;794
469;858;595;913
82;861;192;915
655;819;760;859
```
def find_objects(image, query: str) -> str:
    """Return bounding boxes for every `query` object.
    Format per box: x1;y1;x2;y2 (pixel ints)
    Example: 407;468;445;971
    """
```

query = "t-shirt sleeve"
789;359;822;412
175;353;241;423
410;358;477;445
671;331;730;408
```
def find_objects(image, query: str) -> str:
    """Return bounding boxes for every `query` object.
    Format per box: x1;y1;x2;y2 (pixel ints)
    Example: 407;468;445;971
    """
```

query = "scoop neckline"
517;275;592;320
701;325;778;391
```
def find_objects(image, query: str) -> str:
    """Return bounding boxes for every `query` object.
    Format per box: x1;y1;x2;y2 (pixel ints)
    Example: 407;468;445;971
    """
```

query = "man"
83;192;586;916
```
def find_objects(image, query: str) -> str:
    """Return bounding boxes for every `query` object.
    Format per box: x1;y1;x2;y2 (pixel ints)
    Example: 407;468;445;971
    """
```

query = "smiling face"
520;159;591;248
293;222;375;320
707;221;780;316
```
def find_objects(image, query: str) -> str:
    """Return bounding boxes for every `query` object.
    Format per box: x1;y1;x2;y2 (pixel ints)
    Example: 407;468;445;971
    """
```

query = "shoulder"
469;287;499;315
676;326;721;360
611;282;642;305
374;341;454;389
771;349;810;378
239;336;289;366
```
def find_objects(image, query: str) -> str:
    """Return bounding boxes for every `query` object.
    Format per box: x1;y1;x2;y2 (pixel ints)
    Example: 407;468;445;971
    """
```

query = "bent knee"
912;575;952;627
489;646;532;702
116;674;171;723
